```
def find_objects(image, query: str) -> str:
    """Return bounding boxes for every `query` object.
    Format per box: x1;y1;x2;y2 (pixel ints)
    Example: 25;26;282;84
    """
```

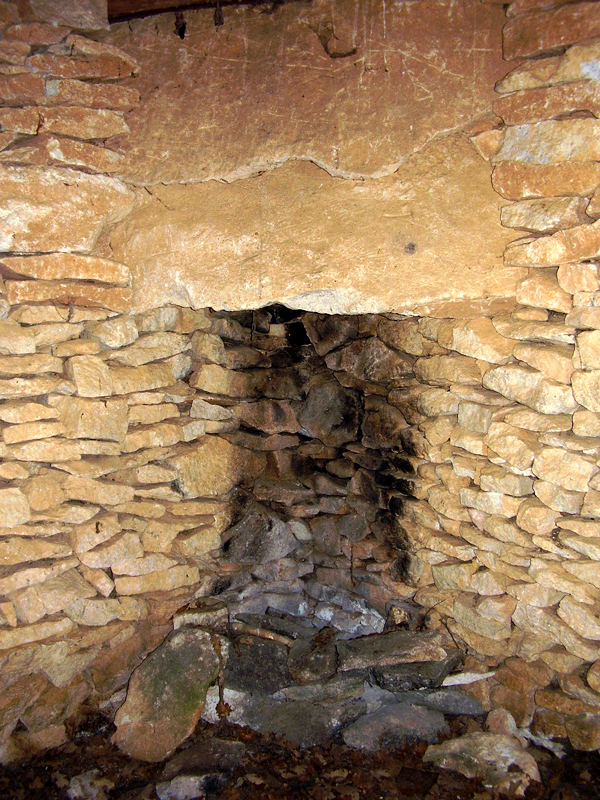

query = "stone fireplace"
0;0;600;779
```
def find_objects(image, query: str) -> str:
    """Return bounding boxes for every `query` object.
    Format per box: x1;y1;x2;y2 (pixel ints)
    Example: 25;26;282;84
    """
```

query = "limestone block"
558;598;600;641
111;364;175;395
326;338;413;383
0;354;62;376
492;162;600;201
529;559;599;605
415;355;481;387
6;281;131;313
0;376;74;400
6;438;83;462
501;198;589;236
112;554;177;576
107;333;189;367
577;330;600;371
512;604;600;663
0;488;30;527
492;314;575;345
36;106;129;139
533;448;597;493
122;423;182;454
457;402;493;434
588;662;600;693
64;476;134;506
233;400;300;435
450;426;488;456
506;220;600;269
573;371;600;412
79;533;143;570
557;263;599;294
513;341;574;385
564;562;600;593
559;532;600;562
51;396;128;442
66;356;113;398
483;516;534;548
453;593;513;641
484;422;540;470
11;305;71;325
436;317;514;364
516;269;572;314
431;560;478;592
480;465;533;497
70;514;120;554
516;499;558;536
495;82;600;126
483;364;576;414
507;583;564;608
503;2;600;60
111;143;518;316
0;321;35;355
573;410;600;437
567;307;600;331
468;128;504;161
421;416;455;447
65;595;144;627
12;568;96;623
460;487;523;518
503;409;571;434
167;437;266;498
0;166;134;253
417;389;459;417
114;565;200;596
533;480;583;515
1;253;130;285
496;41;600;94
3;420;65;444
128;404;179;425
378;318;427;357
32;322;84;348
190;364;257;398
427;485;470;521
22;474;66;512
0;617;74;650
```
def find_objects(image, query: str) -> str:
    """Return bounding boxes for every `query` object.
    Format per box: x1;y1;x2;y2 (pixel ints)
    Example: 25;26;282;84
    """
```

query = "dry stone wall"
0;0;600;764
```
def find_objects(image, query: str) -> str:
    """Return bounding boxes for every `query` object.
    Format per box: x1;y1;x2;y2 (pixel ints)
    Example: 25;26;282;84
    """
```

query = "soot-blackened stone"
225;636;292;695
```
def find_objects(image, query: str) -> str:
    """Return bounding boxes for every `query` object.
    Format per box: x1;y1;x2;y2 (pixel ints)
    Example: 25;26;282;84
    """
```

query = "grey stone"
161;738;246;780
222;504;297;564
298;376;361;446
243;696;367;748
341;703;448;751
274;670;370;703
337;514;370;542
113;628;220;762
397;689;483;717
337;631;449;672
234;613;313;640
372;652;463;693
225;636;292;695
287;628;338;684
302;313;359;356
156;774;228;800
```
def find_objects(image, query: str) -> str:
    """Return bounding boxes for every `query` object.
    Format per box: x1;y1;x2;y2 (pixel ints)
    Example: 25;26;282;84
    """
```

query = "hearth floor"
0;715;598;800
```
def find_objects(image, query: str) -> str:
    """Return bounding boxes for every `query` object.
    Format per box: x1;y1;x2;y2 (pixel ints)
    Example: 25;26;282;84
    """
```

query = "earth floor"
0;715;598;800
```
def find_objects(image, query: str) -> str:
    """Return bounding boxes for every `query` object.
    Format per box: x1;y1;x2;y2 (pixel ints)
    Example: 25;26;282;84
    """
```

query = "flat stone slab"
337;630;450;672
372;651;463;692
161;738;246;781
341;703;448;752
113;628;220;762
224;636;292;695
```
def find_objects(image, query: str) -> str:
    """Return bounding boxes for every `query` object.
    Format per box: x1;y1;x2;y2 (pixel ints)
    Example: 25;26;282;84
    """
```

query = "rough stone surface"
113;628;220;762
503;1;600;60
168;438;266;498
110;142;518;315
0;166;134;253
342;703;448;752
108;0;508;184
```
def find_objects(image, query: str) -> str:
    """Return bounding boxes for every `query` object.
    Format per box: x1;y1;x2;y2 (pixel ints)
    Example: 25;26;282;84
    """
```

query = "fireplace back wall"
0;0;600;760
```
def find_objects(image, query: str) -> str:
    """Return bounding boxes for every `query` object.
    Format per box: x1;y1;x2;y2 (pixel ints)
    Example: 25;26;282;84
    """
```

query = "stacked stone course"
0;0;600;763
